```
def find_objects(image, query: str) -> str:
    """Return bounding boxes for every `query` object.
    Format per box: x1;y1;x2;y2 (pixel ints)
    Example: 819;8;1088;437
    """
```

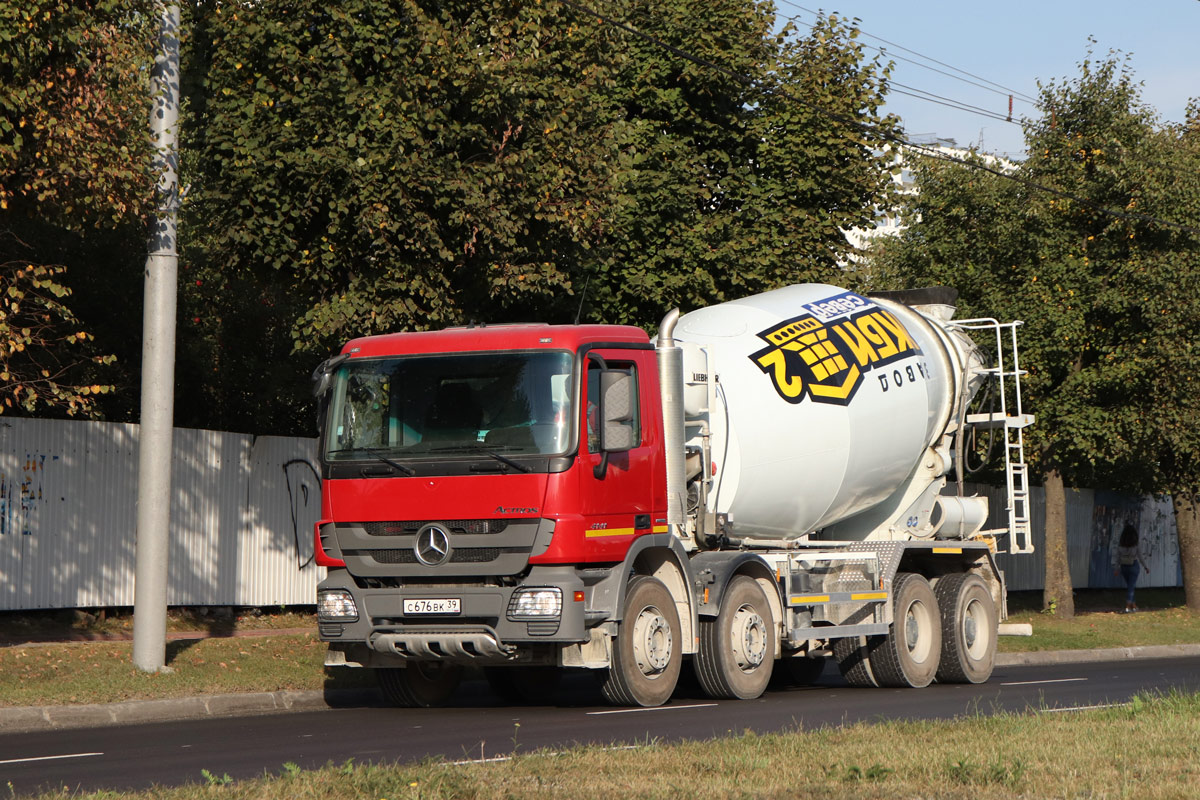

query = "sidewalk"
3;644;1199;735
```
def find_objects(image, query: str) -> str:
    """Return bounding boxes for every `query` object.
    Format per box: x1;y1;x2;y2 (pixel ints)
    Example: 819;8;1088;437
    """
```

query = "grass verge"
18;690;1200;799
1000;588;1200;652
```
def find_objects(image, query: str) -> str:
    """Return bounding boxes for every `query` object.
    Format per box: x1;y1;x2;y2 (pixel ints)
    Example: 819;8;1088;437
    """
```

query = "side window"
586;360;640;453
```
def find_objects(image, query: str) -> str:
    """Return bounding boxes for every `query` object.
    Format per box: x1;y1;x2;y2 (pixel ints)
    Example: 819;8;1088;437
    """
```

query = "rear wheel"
377;663;463;708
696;576;776;699
935;573;997;684
833;635;879;687
871;572;941;688
600;576;681;707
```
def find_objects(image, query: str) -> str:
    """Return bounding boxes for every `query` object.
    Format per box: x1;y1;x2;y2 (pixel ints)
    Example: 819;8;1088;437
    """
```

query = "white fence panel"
0;417;322;610
966;482;1180;593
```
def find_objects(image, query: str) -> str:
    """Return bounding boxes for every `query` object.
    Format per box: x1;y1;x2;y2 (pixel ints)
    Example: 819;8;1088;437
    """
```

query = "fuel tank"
673;284;977;540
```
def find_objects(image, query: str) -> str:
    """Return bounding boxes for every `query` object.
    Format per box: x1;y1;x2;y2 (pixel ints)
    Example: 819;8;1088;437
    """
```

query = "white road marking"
449;755;516;766
586;703;718;716
1043;703;1127;713
0;752;103;766
450;745;643;766
1000;677;1088;686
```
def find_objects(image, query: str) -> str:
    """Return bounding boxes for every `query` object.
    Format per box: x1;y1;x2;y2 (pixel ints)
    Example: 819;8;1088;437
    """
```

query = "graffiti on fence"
0;454;52;537
283;458;319;570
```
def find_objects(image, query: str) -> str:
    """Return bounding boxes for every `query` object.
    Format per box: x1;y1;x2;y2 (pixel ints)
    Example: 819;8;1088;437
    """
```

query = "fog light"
318;589;359;622
507;587;562;620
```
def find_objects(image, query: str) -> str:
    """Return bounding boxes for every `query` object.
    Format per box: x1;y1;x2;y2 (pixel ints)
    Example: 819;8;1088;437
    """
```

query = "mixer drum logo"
750;294;921;406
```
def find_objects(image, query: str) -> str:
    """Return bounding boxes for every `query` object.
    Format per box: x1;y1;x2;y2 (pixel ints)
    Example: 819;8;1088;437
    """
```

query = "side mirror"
599;372;635;453
592;368;637;479
311;353;350;398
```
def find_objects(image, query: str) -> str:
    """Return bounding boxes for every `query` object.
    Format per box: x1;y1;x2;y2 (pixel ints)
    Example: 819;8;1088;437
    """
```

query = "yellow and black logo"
750;297;921;405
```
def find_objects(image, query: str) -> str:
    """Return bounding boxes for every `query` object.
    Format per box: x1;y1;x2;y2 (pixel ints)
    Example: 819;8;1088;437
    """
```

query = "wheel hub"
963;598;989;658
903;601;933;661
632;606;672;675
731;606;767;671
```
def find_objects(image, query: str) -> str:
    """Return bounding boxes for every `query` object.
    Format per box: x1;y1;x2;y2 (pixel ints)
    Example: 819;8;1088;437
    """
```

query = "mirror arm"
594;451;609;480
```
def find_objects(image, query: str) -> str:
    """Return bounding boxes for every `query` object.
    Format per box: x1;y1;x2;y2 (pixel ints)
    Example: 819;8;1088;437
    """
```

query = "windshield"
323;350;575;460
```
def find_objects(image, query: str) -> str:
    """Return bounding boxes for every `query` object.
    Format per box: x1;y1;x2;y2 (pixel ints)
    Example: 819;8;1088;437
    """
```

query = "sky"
777;0;1200;159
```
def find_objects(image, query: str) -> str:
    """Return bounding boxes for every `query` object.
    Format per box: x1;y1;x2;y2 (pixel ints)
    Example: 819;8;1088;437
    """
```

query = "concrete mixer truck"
312;283;1033;707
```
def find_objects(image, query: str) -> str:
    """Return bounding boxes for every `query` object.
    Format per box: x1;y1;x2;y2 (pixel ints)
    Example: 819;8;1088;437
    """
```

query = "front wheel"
695;576;776;699
600;576;682;707
935;573;998;684
377;663;463;708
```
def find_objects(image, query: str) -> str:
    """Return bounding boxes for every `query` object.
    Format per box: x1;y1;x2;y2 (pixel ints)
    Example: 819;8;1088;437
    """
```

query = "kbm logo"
750;294;920;405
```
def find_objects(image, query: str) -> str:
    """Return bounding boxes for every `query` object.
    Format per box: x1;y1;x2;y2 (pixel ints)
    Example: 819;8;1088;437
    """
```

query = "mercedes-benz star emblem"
414;524;452;566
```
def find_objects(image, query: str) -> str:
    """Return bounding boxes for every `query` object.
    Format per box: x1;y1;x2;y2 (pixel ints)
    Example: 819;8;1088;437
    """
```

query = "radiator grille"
364;519;508;536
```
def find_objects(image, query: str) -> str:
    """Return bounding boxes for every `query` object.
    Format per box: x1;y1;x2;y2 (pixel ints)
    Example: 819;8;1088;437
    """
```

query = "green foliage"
0;0;154;223
187;0;629;350
0;0;153;419
0;263;115;416
200;768;232;786
585;8;900;325
870;49;1200;495
182;1;900;433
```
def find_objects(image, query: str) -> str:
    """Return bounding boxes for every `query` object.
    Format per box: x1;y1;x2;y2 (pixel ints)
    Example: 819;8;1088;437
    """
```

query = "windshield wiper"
338;448;415;475
430;444;532;473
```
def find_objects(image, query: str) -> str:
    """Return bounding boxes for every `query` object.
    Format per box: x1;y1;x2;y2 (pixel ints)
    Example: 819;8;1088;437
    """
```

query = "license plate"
403;597;461;615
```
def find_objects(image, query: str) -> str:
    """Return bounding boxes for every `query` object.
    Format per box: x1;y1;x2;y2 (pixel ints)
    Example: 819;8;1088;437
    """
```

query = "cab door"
577;349;659;560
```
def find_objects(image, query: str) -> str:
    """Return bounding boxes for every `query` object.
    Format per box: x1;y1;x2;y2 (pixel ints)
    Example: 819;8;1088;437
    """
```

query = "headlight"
318;589;359;621
507;587;562;620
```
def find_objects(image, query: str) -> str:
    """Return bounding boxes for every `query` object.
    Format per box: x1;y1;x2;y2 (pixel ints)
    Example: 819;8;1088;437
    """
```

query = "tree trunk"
1172;492;1200;612
1042;467;1075;617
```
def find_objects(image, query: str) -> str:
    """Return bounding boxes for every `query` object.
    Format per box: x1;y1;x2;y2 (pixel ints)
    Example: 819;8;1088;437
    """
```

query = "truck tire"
934;573;997;684
695;576;776;700
870;572;942;688
377;663;463;708
600;575;682;707
484;666;562;704
833;635;880;688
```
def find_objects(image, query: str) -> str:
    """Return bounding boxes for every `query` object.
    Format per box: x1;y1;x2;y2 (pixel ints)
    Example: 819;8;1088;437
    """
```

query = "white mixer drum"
674;284;964;540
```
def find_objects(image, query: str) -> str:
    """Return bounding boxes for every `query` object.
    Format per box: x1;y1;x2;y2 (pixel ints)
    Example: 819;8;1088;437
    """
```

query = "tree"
581;7;900;325
868;51;1200;616
0;0;153;417
180;0;632;431
1130;101;1200;611
182;0;900;434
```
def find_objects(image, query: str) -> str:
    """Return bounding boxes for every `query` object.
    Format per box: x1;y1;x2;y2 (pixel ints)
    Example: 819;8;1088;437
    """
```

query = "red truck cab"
314;323;670;687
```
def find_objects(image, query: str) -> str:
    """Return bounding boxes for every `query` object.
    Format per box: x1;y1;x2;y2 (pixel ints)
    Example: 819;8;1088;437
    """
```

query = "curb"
0;688;381;735
996;643;1200;667
4;645;1200;735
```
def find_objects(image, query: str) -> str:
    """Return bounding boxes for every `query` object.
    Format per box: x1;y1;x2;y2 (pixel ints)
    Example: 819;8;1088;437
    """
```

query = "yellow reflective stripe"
851;592;888;601
790;594;830;604
585;527;635;538
933;547;963;554
652;525;668;533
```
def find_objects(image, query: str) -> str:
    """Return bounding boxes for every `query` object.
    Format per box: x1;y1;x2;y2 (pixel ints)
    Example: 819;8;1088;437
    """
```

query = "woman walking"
1111;523;1150;613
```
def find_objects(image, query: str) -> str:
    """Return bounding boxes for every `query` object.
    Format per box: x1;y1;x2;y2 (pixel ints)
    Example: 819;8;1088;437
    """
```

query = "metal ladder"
953;318;1035;555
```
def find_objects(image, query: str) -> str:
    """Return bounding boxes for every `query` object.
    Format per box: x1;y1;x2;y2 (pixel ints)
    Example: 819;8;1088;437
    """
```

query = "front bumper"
318;565;588;665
